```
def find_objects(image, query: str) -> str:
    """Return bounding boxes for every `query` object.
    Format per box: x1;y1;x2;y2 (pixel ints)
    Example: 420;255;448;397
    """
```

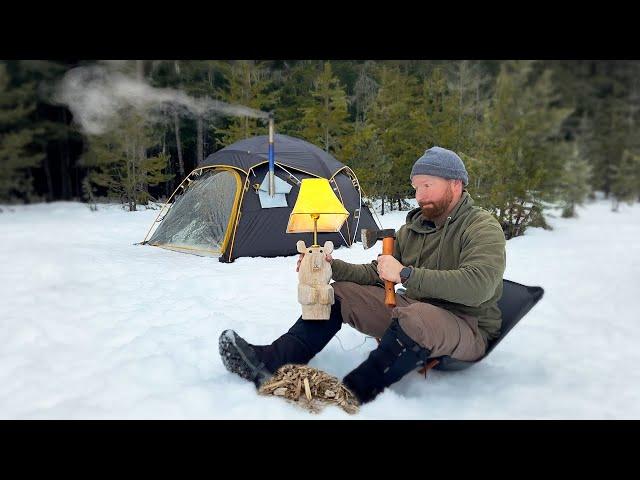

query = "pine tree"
300;62;351;155
81;176;97;211
216;61;276;147
147;60;225;188
367;65;421;211
15;60;77;201
0;63;44;203
148;60;188;183
581;62;631;197
271;61;318;138
414;66;456;149
340;119;390;208
180;60;230;164
448;61;492;153
610;149;640;211
352;61;378;123
559;142;592;218
81;109;173;211
476;61;573;238
411;62;489;169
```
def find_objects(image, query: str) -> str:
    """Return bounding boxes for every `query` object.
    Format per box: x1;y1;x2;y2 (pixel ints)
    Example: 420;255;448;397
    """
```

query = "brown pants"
333;282;487;361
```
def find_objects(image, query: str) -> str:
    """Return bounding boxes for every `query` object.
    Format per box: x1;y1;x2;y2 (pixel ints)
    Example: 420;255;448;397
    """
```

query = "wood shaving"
258;364;360;415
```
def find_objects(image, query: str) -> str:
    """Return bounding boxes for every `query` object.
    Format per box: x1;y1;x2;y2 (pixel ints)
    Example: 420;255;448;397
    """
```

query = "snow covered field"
1;197;639;419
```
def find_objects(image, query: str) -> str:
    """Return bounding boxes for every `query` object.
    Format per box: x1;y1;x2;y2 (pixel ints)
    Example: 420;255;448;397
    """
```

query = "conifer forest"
2;60;640;238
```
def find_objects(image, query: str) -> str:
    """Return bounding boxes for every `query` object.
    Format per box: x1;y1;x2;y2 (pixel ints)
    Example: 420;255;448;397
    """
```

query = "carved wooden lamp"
286;178;349;320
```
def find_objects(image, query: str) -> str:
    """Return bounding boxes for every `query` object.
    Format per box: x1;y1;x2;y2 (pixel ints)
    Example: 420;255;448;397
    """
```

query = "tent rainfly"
141;134;381;263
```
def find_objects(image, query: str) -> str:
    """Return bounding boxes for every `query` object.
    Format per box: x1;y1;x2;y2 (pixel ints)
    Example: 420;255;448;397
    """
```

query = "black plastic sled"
400;279;544;372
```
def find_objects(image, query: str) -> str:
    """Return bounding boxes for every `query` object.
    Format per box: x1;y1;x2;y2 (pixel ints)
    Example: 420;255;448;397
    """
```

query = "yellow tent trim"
219;168;243;254
226;174;251;261
143;166;243;256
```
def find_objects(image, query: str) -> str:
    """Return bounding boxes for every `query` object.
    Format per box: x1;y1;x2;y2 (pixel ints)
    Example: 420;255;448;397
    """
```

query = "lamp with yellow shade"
286;178;349;320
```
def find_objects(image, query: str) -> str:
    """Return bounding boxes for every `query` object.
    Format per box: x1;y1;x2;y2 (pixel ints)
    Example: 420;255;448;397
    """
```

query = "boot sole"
219;330;265;384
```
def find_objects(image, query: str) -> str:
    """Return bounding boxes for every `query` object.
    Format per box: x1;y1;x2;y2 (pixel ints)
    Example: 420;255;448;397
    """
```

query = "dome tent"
142;134;381;263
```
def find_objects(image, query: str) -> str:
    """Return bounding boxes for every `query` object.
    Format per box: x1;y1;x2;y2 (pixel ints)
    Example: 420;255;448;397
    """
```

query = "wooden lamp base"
296;239;334;320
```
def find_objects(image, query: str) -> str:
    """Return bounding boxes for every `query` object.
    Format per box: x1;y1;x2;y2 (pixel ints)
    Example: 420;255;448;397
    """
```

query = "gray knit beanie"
410;146;469;186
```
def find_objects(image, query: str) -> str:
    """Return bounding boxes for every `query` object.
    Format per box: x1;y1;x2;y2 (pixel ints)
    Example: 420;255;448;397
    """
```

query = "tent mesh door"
148;169;240;255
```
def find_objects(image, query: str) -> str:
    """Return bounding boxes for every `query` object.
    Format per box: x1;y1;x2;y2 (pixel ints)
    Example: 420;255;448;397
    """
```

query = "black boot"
218;329;273;388
219;300;344;388
342;318;431;404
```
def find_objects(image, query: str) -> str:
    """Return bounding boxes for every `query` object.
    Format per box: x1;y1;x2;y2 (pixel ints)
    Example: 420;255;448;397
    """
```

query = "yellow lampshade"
287;178;349;234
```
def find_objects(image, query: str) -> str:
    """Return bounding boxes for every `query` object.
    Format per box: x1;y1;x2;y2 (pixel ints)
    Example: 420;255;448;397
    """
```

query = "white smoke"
55;63;269;135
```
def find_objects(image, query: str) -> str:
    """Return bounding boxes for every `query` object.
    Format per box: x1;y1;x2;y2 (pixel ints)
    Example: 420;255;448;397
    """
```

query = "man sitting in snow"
219;146;506;405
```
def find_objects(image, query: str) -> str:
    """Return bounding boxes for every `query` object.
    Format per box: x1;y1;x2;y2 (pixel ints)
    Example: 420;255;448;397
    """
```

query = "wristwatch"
399;266;413;286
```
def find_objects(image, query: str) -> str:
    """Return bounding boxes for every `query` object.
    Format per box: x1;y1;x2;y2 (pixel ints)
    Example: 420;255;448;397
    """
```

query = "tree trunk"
512;203;525;238
162;131;170;198
59;139;71;199
381;197;385;215
141;143;149;206
476;81;480;122
325;93;330;152
43;150;54;202
173;110;185;178
59;109;71;199
136;60;144;81
197;115;204;164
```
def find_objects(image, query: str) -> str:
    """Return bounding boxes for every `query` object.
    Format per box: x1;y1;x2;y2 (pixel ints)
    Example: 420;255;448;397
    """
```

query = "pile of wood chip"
258;364;360;415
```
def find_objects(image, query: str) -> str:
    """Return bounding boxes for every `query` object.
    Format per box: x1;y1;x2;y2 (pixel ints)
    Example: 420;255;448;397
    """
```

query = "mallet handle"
382;237;396;308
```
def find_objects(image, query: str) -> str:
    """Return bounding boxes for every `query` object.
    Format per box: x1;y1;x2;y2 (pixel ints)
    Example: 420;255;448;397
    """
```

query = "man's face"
411;175;455;220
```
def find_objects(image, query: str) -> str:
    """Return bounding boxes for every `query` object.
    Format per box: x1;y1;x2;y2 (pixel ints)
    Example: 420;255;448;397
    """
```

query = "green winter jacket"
331;191;506;343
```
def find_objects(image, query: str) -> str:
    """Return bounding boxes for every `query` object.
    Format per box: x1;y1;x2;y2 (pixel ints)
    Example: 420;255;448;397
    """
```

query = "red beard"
419;184;454;221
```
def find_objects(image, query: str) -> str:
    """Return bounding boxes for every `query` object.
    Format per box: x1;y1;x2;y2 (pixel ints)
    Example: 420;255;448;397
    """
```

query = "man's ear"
297;240;307;254
323;241;334;255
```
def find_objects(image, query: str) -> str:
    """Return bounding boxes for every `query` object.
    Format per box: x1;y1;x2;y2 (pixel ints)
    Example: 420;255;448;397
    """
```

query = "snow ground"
1;197;638;419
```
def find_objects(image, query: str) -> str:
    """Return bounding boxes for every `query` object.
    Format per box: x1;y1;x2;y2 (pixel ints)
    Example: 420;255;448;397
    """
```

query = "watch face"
401;267;411;281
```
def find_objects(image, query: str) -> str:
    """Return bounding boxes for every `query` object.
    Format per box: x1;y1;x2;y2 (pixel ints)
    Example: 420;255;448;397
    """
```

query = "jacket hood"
406;190;475;234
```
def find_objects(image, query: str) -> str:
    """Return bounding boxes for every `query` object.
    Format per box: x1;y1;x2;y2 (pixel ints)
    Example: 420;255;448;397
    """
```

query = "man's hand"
377;254;403;284
296;252;333;272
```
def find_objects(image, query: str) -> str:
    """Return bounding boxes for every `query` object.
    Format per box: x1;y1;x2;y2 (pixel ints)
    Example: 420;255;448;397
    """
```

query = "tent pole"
142;169;198;243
